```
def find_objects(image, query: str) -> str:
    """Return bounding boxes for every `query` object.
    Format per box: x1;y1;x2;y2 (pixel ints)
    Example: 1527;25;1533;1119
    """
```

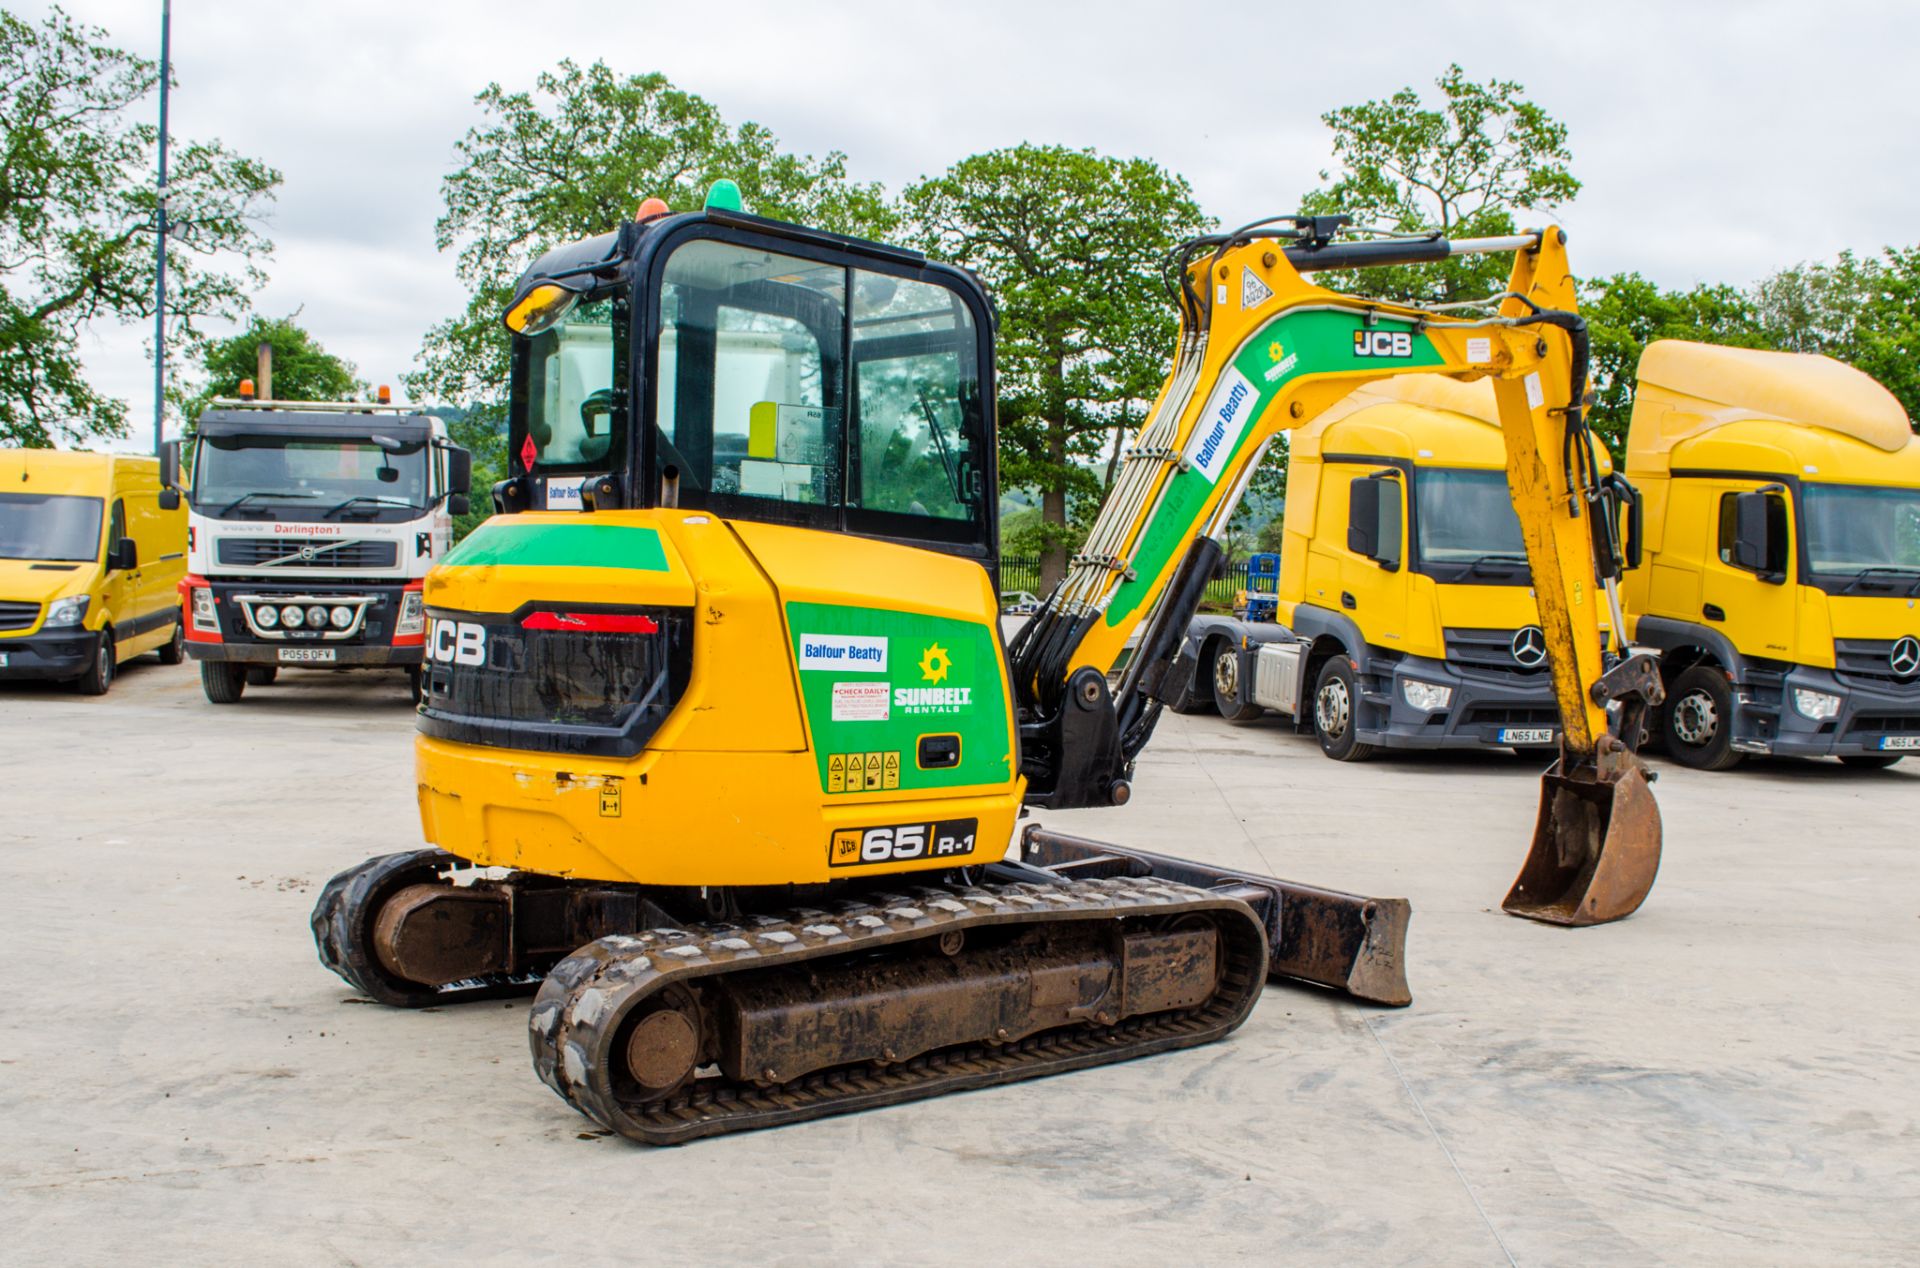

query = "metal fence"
999;556;1251;610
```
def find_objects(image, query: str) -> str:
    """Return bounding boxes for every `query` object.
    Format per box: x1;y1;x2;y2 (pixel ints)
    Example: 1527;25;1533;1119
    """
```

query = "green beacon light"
704;179;744;213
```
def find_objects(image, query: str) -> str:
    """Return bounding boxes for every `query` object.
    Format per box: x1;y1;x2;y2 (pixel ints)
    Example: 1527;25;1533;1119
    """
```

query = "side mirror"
109;537;138;571
158;487;180;511
158;439;181;492
1347;473;1402;571
376;466;400;484
446;446;473;496
447;494;471;517
1730;490;1775;575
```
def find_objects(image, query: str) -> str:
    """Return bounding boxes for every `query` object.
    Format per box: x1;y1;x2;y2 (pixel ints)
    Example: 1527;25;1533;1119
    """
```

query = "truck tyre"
201;660;248;704
1313;658;1377;762
157;620;185;665
246;666;278;686
1211;643;1263;723
74;632;114;696
407;665;424;705
1839;754;1902;770
1663;665;1742;770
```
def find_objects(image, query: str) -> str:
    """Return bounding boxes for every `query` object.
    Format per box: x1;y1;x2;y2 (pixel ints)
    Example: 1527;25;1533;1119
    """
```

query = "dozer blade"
1502;760;1662;926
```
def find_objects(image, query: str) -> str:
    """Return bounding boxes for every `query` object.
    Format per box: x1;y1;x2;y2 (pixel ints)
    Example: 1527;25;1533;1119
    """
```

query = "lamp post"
152;0;171;455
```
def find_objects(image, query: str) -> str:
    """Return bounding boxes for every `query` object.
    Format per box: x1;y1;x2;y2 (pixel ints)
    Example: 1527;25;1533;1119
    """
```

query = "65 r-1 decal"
830;818;978;867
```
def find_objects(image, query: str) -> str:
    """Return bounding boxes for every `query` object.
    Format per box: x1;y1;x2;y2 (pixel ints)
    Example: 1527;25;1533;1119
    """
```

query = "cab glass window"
0;494;103;562
1716;489;1789;574
520;294;625;472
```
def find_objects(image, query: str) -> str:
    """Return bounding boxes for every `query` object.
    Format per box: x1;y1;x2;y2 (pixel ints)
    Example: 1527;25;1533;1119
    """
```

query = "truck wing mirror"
446;445;473;497
1730;490;1777;576
1347;472;1402;572
447;493;471;516
158;439;181;492
109;537;138;571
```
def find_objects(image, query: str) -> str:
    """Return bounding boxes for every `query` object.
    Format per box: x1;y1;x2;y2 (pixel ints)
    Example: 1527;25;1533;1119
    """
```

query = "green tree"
0;5;279;447
1580;272;1773;457
179;314;362;425
1754;247;1920;422
1301;64;1579;304
903;144;1211;588
410;61;896;527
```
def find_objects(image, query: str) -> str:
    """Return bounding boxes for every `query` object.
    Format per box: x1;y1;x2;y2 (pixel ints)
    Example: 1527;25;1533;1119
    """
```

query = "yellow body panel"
0;449;186;660
416;510;1021;886
1622;341;1920;666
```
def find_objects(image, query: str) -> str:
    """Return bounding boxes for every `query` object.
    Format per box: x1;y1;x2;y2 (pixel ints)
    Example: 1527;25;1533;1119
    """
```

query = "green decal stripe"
1104;310;1442;627
440;522;669;572
786;600;1012;794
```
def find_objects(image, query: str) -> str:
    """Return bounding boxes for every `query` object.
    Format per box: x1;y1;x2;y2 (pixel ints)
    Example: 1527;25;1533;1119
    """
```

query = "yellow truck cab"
1623;340;1920;769
1177;376;1606;759
0;449;188;693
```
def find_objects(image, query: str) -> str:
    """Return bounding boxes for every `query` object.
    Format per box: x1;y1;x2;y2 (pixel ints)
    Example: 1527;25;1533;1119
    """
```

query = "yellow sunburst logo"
1268;341;1286;362
918;643;951;684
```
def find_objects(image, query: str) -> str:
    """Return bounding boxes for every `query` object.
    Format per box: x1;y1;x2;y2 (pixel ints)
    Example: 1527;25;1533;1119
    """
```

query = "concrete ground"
2;657;1915;1266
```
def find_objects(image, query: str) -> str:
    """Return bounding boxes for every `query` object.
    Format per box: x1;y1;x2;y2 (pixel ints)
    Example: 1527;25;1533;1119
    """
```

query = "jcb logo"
1353;330;1413;358
429;618;486;666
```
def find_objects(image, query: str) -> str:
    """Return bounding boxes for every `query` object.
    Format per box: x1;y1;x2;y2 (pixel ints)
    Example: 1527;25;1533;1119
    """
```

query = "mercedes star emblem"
1511;625;1548;669
1892;635;1920;677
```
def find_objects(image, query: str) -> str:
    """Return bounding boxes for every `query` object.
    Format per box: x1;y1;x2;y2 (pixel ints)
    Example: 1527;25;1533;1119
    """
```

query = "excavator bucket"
1502;761;1662;926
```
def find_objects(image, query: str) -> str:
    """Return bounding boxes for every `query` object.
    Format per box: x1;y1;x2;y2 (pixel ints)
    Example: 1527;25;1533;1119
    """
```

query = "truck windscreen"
194;438;429;517
1415;468;1528;569
1803;484;1920;574
0;493;103;562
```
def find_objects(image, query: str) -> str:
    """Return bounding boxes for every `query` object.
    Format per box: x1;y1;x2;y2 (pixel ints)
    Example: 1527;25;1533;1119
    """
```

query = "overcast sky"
26;0;1920;445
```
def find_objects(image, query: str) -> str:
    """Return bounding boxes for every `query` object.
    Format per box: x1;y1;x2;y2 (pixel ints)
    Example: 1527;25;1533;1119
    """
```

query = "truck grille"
1463;704;1559;728
1834;638;1920;688
216;538;400;569
0;600;40;632
1444;627;1550;676
418;605;693;758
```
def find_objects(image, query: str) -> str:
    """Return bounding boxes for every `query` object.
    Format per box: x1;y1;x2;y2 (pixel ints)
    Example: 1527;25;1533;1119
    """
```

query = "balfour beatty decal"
1104;309;1444;629
1184;366;1258;485
798;634;888;672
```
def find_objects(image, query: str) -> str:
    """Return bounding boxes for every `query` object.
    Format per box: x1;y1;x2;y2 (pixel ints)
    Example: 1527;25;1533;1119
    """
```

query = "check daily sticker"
797;634;888;672
831;681;890;722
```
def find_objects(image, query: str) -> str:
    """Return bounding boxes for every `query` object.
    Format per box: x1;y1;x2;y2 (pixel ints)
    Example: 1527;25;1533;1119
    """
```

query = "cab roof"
1629;340;1916;475
1290;375;1611;473
0;448;155;491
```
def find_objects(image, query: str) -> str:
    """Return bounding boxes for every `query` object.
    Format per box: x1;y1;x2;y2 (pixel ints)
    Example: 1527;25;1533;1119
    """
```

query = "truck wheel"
246;666;278;686
1839;754;1902;770
157;620;185;665
1211;644;1263;723
407;665;424;705
74;632;114;696
1663;666;1742;770
1313;658;1376;762
201;660;248;704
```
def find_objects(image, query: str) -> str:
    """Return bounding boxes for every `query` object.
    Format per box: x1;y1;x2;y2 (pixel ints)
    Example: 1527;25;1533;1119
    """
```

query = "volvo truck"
1174;375;1629;760
1623;340;1920;769
165;395;473;703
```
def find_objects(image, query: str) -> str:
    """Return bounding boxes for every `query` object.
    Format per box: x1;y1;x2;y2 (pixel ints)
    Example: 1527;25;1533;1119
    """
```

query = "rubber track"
529;874;1269;1144
311;848;538;1007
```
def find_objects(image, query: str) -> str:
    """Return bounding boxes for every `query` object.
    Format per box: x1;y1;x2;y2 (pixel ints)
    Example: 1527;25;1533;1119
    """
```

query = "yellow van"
0;449;188;693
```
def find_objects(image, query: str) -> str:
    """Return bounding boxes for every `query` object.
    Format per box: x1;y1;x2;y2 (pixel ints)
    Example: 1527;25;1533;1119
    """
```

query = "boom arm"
1009;219;1663;926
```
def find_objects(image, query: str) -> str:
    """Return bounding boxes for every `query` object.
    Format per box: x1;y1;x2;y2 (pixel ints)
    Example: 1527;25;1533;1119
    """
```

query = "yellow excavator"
312;188;1663;1143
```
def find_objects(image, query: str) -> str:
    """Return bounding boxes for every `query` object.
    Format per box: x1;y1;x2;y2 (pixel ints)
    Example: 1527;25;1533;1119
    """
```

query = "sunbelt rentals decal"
1183;366;1258;485
894;641;973;716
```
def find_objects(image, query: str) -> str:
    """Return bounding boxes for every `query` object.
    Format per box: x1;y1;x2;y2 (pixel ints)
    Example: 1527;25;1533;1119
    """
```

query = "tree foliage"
1301;64;1578;304
903;144;1210;586
178;314;362;425
411;61;895;527
1754;247;1920;424
0;5;279;447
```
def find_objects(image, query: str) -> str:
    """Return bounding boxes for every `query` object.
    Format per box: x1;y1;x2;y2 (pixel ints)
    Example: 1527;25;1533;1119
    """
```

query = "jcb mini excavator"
314;189;1664;1143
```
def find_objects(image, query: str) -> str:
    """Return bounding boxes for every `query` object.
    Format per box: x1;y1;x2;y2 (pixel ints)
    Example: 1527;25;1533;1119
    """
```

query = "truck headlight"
254;602;279;629
282;604;306;628
1792;687;1842;721
190;586;218;632
329;605;355;629
396;590;426;637
43;594;90;628
1403;679;1453;711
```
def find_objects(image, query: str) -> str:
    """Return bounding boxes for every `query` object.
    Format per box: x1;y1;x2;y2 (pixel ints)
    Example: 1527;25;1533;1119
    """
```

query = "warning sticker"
831;681;890;722
1524;372;1545;410
1466;337;1492;363
1240;267;1273;309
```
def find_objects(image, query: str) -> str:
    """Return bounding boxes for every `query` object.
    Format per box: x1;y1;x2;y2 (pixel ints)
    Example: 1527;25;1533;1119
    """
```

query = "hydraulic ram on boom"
1013;217;1664;926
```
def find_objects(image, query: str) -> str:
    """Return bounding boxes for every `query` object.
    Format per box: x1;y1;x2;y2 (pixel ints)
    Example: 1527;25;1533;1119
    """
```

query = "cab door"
1699;479;1797;660
1325;459;1409;648
100;497;138;655
133;486;187;636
